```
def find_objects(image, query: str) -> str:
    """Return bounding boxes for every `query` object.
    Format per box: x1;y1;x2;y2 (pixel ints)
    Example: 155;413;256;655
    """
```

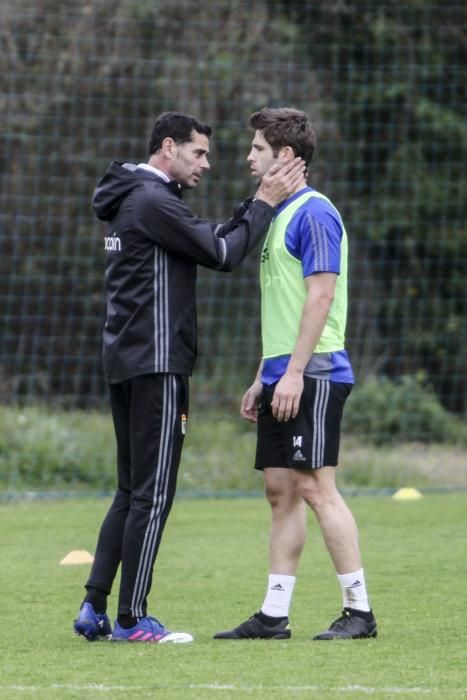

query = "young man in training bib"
214;107;377;641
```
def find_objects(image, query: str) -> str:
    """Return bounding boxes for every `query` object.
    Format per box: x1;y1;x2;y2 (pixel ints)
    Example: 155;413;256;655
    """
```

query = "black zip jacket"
93;161;275;382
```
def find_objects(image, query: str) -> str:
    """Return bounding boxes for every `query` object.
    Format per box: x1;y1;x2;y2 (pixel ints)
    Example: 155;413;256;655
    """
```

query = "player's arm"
271;273;336;422
240;360;264;423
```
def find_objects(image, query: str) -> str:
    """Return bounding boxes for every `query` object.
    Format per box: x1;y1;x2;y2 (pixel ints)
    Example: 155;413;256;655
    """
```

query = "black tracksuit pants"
86;373;188;617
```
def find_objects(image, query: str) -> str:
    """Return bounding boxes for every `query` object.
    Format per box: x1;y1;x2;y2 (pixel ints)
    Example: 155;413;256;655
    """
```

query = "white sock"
260;574;296;618
337;568;370;612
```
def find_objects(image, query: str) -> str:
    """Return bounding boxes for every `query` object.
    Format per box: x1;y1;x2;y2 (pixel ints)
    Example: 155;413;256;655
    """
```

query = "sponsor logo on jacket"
105;232;122;252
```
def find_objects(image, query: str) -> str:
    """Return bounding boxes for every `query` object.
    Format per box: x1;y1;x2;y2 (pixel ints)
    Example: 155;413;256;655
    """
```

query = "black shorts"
255;377;352;470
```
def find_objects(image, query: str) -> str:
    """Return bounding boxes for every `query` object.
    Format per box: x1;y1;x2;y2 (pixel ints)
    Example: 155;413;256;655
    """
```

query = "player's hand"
271;371;304;422
240;380;263;423
255;157;306;207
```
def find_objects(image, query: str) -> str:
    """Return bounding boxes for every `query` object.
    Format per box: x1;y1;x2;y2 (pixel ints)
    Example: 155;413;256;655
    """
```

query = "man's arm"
271;273;337;422
137;159;305;271
240;360;264;423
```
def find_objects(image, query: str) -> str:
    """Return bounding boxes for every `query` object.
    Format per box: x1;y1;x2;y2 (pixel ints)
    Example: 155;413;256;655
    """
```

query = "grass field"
1;493;466;699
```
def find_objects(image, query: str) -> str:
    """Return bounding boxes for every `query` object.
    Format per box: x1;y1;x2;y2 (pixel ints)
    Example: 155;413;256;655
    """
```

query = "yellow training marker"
392;488;422;501
60;550;94;565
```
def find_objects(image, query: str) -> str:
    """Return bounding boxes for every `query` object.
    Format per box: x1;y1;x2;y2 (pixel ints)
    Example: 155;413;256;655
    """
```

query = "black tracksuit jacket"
93;161;275;383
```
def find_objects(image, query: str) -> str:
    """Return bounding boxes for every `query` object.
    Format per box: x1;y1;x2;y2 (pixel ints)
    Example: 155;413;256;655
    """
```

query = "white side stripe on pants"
311;379;330;468
131;375;177;617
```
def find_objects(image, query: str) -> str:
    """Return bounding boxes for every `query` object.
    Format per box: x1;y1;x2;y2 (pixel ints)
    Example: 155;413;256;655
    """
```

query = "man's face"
169;130;211;188
247;130;278;182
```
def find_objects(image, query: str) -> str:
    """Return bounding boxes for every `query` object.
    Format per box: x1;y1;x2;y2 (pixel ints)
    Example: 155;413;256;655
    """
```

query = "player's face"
247;131;278;182
170;131;211;188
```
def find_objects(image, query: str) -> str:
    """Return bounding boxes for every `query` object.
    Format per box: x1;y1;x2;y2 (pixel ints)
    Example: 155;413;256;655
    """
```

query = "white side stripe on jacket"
154;246;170;372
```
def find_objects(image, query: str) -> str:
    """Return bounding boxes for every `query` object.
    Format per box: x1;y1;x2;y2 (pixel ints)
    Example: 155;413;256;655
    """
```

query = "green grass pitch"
1;493;466;699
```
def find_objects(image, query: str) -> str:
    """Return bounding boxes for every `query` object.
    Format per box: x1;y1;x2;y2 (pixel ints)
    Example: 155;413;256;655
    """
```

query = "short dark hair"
148;112;212;156
248;107;316;166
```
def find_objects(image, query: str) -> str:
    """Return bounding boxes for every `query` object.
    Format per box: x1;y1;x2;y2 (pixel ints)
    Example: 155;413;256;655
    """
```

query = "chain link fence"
1;1;466;441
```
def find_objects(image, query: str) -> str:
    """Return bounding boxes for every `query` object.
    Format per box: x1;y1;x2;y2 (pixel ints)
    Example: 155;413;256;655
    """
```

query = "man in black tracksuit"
73;112;305;644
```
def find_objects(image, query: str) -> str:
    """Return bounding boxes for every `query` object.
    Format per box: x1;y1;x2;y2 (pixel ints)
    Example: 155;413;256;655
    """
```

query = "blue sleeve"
285;207;343;277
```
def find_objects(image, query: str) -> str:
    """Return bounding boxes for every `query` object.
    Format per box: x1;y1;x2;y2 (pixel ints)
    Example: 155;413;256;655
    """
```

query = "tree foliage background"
0;0;466;428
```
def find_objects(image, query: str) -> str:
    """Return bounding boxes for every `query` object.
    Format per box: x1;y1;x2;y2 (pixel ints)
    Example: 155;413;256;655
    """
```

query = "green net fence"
1;0;466;447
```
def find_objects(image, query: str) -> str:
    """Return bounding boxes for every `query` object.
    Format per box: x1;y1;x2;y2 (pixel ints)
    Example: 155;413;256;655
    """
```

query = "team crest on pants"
181;414;187;435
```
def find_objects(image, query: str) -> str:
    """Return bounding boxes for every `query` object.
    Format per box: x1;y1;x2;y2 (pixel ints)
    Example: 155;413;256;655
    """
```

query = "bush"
343;375;467;446
0;404;263;493
0;406;116;491
0;390;465;493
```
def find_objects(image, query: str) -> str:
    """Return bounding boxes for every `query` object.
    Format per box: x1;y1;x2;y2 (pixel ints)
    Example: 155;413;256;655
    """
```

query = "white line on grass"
2;684;467;695
189;686;464;696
